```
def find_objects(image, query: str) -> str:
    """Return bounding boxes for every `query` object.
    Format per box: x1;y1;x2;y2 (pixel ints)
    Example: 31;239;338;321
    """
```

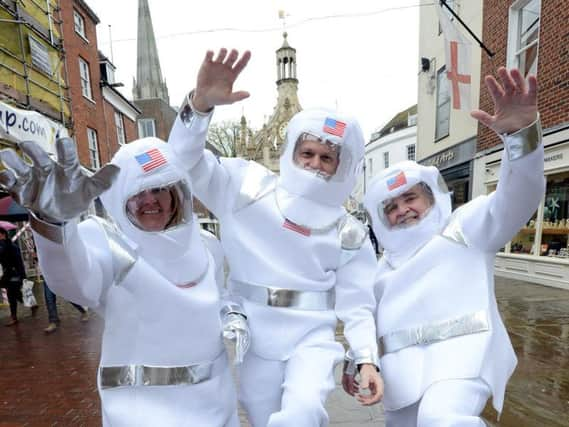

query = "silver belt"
99;352;226;389
378;310;489;356
233;280;335;311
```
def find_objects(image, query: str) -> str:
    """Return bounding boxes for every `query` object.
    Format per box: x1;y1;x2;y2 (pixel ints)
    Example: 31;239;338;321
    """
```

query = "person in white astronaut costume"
0;137;245;427
342;67;544;426
168;48;383;426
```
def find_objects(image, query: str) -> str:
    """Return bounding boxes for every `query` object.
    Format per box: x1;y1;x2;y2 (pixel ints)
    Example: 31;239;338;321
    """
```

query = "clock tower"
238;32;302;173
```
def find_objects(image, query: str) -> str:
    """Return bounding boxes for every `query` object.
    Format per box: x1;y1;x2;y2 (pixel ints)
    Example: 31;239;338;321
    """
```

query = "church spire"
132;0;169;103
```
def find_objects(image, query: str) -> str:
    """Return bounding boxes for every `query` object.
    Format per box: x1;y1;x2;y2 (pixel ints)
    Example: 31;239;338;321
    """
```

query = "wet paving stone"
1;276;568;426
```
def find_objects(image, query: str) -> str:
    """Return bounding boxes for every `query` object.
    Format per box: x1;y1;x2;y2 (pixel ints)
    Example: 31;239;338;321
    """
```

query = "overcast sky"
86;0;423;140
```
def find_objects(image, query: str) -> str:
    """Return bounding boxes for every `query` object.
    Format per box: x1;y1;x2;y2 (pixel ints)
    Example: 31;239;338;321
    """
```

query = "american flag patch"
323;117;346;137
386;171;407;191
135;148;167;172
283;219;311;237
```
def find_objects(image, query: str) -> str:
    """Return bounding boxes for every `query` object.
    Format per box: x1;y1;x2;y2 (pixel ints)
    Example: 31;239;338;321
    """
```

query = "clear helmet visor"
378;182;436;229
125;182;191;232
292;132;353;182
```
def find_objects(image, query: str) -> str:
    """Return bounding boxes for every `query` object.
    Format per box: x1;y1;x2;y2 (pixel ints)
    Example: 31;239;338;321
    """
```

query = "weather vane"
278;9;289;31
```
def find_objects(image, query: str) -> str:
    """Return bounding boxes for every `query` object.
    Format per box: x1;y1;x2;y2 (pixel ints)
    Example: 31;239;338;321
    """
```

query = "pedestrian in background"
42;280;88;333
0;226;31;326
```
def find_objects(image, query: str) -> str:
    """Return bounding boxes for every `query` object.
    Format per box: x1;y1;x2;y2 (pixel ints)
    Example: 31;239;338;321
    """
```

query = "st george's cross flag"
437;4;473;111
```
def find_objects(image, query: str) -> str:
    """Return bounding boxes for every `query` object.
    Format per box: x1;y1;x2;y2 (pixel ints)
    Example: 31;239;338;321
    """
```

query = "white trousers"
239;342;342;427
385;378;491;427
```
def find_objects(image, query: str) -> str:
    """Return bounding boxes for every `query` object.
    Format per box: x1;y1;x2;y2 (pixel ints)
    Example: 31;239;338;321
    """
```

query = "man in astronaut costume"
349;68;544;425
168;48;383;426
0;137;244;426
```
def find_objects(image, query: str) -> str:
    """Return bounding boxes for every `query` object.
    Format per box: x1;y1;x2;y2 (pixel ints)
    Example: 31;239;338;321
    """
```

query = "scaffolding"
0;0;70;143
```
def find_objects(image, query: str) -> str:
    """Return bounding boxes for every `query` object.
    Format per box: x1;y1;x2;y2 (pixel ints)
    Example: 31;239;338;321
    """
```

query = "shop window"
510;210;538;255
540;172;569;258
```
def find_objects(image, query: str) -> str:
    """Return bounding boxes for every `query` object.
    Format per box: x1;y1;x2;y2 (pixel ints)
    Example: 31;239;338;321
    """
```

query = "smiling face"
293;134;340;178
383;183;434;227
126;187;175;232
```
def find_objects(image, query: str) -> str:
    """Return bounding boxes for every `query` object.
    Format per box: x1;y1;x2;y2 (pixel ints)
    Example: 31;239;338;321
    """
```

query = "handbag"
21;279;38;308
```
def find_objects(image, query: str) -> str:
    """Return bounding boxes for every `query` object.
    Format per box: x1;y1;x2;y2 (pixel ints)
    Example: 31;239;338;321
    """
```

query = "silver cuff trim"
180;90;213;129
352;347;380;368
343;349;357;376
29;211;67;244
99;351;226;389
378;310;489;356
501;116;542;161
220;302;247;318
233;280;335;311
234;162;277;212
92;217;138;286
338;214;368;250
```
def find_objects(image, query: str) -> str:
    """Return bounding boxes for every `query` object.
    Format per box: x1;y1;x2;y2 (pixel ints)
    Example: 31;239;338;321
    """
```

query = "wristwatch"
180;90;213;128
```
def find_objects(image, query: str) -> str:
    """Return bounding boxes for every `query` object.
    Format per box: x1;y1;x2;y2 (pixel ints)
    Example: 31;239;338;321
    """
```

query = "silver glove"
0;139;119;222
222;312;250;365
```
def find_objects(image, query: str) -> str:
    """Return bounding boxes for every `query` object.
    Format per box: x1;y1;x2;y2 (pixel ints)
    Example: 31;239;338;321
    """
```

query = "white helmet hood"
277;108;365;229
364;161;452;268
99;137;208;285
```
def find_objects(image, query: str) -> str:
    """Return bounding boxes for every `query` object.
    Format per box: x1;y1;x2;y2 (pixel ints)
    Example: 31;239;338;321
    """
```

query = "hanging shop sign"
0;101;68;155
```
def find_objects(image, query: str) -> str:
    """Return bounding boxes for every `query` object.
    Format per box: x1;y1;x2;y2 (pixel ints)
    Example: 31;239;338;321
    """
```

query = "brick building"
132;0;176;141
60;0;139;171
0;0;70;153
472;0;569;289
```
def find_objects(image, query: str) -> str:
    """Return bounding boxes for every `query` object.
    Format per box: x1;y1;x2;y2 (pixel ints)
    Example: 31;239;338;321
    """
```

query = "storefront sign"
544;153;563;162
420;137;476;171
0;101;67;155
424;150;456;167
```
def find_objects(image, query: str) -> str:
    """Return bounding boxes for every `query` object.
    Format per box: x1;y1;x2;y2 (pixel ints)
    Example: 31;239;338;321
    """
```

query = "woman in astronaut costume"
349;68;544;426
168;48;383;426
0;137;241;426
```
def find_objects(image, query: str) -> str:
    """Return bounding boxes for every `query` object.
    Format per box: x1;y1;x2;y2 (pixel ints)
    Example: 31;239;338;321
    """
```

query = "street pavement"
1;276;568;426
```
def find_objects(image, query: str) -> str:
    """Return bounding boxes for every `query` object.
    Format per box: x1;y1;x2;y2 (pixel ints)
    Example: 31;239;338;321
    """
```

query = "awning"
0;195;28;221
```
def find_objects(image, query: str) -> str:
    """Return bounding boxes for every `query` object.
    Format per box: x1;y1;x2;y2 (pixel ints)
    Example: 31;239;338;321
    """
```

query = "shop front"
420;137;476;210
482;126;569;290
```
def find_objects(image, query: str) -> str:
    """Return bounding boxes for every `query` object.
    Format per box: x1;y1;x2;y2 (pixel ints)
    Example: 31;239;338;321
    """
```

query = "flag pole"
440;0;494;58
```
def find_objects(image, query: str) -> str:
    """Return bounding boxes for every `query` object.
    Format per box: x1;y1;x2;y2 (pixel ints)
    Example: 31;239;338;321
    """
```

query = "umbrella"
0;220;17;230
0;196;28;221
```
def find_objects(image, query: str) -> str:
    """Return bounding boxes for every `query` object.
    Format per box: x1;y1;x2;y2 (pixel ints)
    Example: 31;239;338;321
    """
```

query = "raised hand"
192;48;251;112
471;67;538;135
0;138;119;222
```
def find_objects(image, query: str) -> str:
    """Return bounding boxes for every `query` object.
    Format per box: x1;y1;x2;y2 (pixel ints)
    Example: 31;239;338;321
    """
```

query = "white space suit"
169;107;378;426
30;138;239;427
364;119;545;426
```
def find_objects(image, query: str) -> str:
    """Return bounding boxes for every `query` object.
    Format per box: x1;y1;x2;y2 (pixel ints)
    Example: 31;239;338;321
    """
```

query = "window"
138;118;156;138
73;10;86;39
79;58;92;99
408;113;417;126
367;158;373;177
114;112;126;145
407;144;416;161
383;152;389;169
435;66;450;141
508;0;540;77
87;128;100;169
